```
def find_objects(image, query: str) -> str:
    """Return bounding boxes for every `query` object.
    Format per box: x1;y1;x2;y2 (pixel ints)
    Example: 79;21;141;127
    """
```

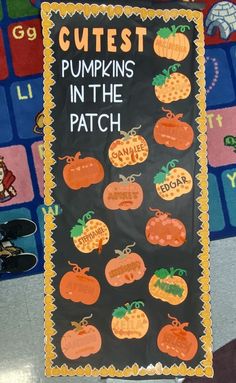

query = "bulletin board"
42;2;213;378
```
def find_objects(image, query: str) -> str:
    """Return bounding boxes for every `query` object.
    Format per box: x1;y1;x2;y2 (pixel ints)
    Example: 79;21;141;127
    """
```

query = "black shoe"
0;253;38;274
0;219;37;241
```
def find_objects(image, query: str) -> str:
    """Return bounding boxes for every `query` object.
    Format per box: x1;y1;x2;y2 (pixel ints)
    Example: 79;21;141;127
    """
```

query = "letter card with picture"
42;0;213;379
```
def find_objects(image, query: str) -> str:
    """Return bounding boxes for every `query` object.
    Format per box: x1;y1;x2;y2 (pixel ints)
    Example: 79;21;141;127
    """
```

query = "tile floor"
0;237;236;383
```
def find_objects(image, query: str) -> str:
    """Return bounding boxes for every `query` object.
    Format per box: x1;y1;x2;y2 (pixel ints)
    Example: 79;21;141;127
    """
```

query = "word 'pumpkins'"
157;315;198;361
149;267;188;305
154;108;194;150
70;211;109;254
145;208;186;247
103;173;143;210
108;126;149;168
59;151;104;190
154;25;190;62
59;262;101;305
61;315;102;360
152;64;191;103
105;242;146;287
153;159;193;200
111;301;149;339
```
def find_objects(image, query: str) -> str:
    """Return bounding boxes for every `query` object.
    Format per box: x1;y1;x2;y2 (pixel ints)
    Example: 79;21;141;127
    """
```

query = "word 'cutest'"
59;27;147;52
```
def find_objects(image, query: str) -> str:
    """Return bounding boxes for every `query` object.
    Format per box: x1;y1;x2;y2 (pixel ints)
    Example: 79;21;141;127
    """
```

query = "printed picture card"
42;1;213;379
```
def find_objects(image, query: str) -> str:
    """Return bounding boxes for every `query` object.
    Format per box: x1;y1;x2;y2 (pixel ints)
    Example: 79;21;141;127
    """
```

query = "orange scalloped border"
42;2;213;378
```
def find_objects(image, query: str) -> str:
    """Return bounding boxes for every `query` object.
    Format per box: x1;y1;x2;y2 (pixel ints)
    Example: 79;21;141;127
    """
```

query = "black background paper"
48;7;206;370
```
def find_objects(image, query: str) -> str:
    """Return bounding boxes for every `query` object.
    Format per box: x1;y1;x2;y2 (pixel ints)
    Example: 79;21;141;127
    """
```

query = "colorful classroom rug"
204;0;236;240
0;0;60;280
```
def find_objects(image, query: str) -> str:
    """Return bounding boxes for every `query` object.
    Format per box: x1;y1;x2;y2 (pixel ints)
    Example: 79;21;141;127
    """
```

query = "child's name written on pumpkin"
57;26;149;134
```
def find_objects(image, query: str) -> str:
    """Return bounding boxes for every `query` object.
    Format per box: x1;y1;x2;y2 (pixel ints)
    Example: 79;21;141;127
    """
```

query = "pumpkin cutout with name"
157;314;198;361
111;301;149;339
61;314;102;360
145;208;186;247
59;261;101;304
153;159;193;201
108;126;149;168
59;151;104;190
70;211;110;254
152;64;191;104
149;267;188;305
154;25;190;62
103;173;143;210
105;242;146;287
154;108;194;150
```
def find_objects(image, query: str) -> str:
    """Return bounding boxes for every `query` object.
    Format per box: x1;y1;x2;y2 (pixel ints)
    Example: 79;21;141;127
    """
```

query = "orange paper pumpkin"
103;173;143;210
154;25;190;62
153;159;193;201
157;315;198;361
145;208;186;247
154;108;194;150
59;262;101;304
152;64;191;103
105;242;146;287
111;301;149;339
59;152;104;190
70;211;109;253
108;126;149;168
149;268;188;305
61;315;102;360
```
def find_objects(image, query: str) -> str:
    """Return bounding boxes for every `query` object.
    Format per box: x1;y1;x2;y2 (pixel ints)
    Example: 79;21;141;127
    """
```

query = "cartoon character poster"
42;1;213;379
0;146;34;207
0;156;17;203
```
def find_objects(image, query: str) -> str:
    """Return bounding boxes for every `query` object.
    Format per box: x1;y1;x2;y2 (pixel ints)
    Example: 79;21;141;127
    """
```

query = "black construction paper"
43;1;213;378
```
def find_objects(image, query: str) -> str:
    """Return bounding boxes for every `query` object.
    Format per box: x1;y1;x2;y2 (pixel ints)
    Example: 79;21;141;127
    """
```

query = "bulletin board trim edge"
42;2;213;378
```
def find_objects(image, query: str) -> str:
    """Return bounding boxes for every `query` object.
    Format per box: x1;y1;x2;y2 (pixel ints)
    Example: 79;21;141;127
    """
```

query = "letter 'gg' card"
42;1;213;379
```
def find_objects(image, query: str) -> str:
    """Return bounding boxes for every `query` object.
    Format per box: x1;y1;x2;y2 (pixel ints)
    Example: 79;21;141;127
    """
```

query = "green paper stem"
155;267;187;279
153;159;179;185
112;300;144;318
157;25;190;38
152;64;181;87
70;210;95;238
171;25;190;35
